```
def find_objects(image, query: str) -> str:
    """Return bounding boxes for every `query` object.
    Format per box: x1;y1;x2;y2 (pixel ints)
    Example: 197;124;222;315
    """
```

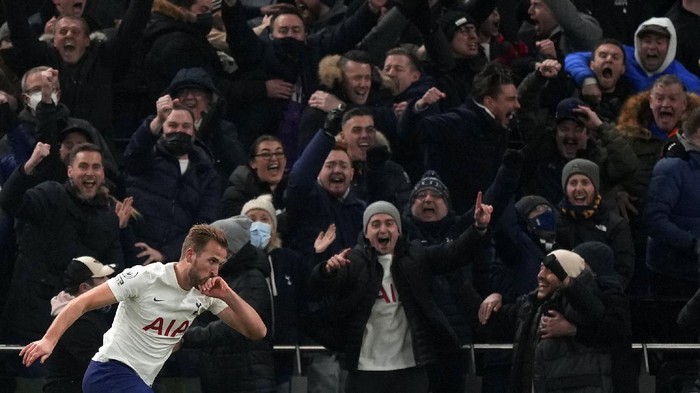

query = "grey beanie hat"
363;201;402;234
211;215;251;255
561;158;600;192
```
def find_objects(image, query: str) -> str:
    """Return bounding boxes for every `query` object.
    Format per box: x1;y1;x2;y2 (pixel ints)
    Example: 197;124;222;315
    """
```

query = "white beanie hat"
241;194;277;230
544;249;585;279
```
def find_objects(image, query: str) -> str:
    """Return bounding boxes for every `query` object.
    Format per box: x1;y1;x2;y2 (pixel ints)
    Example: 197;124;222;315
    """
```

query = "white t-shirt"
93;263;227;386
357;254;416;371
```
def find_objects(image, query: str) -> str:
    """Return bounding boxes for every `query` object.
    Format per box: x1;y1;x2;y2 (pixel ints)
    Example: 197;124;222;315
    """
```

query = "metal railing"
5;342;700;374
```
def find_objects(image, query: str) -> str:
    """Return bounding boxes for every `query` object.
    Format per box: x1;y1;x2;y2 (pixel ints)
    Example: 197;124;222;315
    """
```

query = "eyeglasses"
255;151;286;160
415;190;444;200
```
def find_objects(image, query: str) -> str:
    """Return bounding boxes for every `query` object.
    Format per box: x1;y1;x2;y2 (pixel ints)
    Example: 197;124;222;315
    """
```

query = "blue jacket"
564;45;700;93
123;118;221;262
284;130;365;257
645;149;700;281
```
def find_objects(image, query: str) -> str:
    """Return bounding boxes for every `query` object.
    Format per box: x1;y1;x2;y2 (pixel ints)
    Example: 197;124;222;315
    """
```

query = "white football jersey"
93;262;227;386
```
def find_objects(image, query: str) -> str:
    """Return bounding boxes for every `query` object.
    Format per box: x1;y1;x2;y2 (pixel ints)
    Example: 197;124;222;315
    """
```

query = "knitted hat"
555;97;586;126
514;195;553;218
544;249;585;279
573;241;615;277
363;201;402;234
64;256;115;288
241;194;278;231
211;215;251;255
438;11;476;41
410;170;450;204
561;158;599;192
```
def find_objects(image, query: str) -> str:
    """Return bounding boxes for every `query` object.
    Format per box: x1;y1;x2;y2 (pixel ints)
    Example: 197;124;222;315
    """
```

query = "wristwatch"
337;103;347;111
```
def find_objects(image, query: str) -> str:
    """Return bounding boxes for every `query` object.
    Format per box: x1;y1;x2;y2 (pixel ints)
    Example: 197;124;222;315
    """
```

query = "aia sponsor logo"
142;318;190;337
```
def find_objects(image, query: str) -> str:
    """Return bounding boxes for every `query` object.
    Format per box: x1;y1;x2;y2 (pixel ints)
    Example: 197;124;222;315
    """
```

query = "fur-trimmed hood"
317;54;397;97
152;0;195;23
616;90;700;139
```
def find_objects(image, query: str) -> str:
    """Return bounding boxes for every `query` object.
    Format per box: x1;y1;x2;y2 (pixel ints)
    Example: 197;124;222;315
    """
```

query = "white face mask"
26;91;59;111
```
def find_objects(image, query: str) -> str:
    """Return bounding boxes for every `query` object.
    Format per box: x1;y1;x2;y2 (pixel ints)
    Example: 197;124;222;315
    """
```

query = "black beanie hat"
438;11;476;41
410;170;450;204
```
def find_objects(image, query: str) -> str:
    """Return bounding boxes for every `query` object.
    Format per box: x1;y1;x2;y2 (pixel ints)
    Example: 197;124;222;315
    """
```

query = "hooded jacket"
164;67;247;182
564;17;700;93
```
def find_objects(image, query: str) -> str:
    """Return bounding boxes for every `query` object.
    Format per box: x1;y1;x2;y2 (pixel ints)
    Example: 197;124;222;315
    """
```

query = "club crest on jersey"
192;301;202;316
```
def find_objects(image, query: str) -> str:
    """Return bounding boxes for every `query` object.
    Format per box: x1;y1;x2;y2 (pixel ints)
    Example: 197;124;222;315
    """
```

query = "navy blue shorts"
83;360;153;393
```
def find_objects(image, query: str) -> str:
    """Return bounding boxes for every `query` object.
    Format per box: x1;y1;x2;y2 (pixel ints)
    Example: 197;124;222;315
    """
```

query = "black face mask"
159;132;193;157
194;12;214;36
274;37;305;59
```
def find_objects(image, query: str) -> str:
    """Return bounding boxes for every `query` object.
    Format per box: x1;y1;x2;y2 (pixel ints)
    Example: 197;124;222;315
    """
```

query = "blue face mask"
250;221;272;249
527;209;557;242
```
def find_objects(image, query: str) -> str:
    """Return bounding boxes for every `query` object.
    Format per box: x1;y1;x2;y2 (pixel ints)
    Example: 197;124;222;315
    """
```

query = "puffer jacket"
645;140;700;282
123;117;221;261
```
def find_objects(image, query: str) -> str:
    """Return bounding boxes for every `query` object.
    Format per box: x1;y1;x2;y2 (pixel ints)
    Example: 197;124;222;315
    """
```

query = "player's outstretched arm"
199;277;267;340
19;283;117;366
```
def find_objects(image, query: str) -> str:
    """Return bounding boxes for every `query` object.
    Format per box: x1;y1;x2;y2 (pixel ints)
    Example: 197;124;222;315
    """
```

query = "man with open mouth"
3;0;153;150
0;142;124;373
303;194;492;393
564;17;700;96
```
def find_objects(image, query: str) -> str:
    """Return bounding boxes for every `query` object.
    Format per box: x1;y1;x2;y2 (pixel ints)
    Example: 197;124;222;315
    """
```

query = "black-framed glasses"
255;151;286;160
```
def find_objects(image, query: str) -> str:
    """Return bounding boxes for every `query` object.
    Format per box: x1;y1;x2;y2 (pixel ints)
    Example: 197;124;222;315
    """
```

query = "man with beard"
565;17;700;97
0;142;124;358
19;224;267;393
122;95;221;267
